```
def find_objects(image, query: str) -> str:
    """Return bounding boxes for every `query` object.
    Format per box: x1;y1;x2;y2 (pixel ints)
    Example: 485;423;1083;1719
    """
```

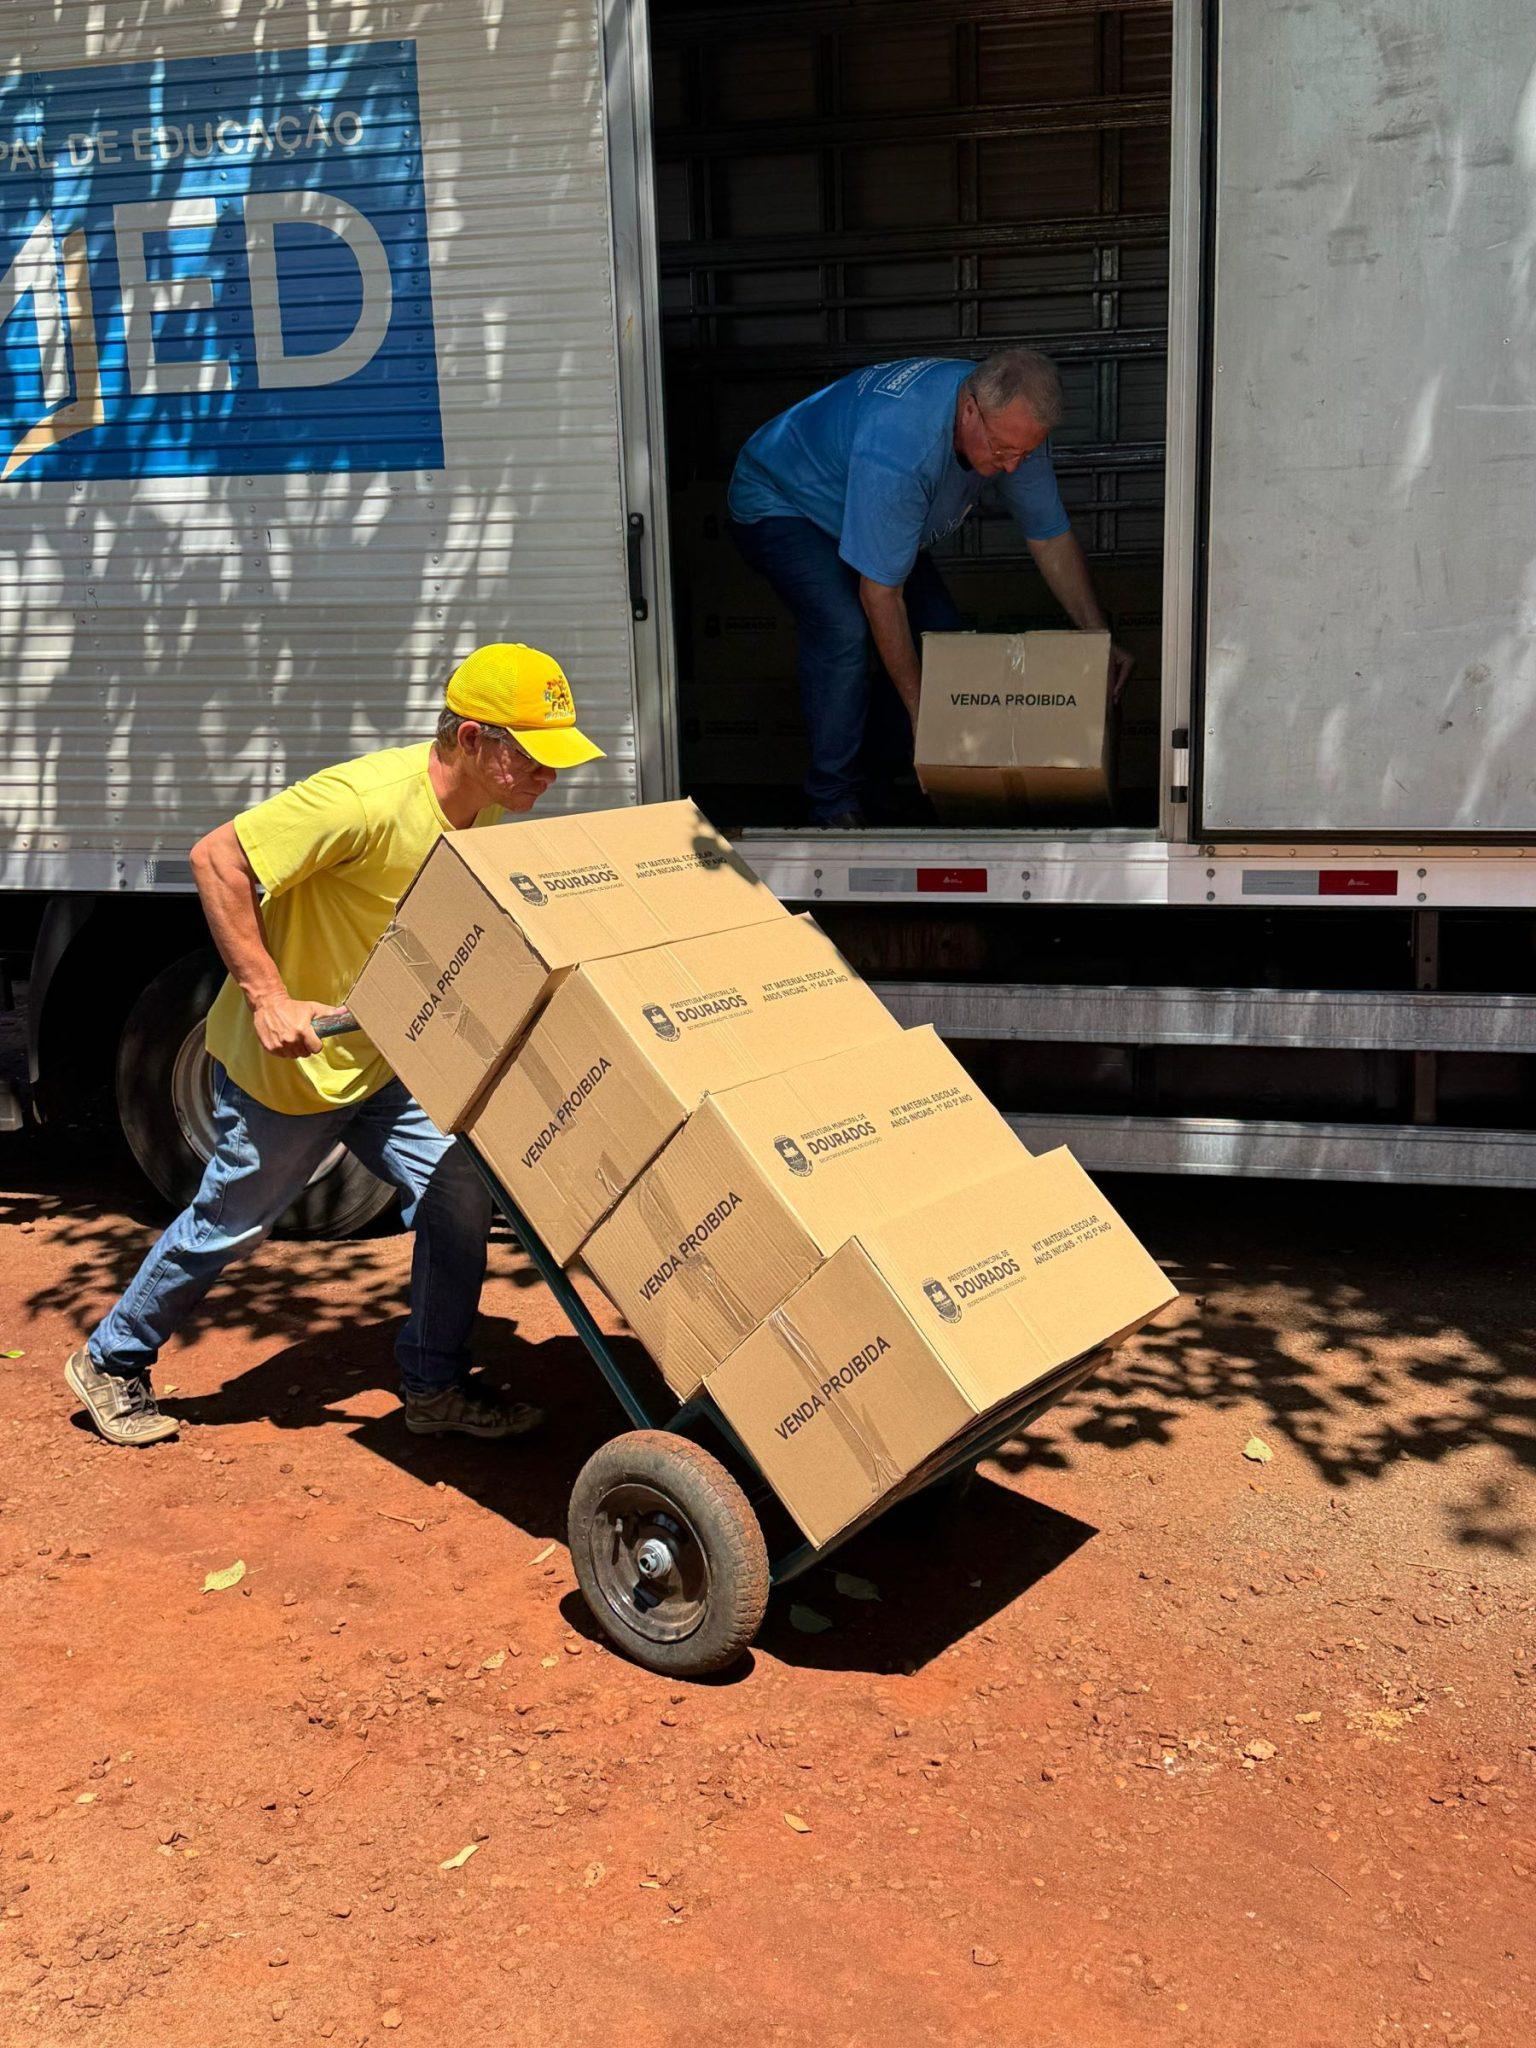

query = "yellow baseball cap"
444;644;605;770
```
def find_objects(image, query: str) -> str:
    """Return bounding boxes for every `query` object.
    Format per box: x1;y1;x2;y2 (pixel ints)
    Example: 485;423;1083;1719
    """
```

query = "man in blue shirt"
728;349;1132;825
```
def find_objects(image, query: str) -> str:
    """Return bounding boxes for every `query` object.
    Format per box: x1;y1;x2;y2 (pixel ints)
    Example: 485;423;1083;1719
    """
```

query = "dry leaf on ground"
789;1604;833;1634
834;1572;880;1602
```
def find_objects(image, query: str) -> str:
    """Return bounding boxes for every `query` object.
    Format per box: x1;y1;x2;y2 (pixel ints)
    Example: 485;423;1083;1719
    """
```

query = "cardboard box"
916;630;1113;822
347;800;789;1133
468;914;900;1264
707;1148;1176;1548
581;1026;1030;1401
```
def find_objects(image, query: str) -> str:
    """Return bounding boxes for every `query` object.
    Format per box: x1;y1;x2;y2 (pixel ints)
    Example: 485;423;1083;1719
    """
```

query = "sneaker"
64;1348;179;1446
403;1383;545;1439
812;806;869;830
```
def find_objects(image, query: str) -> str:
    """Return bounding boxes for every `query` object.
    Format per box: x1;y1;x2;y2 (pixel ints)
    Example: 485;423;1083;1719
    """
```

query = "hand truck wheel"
569;1430;770;1678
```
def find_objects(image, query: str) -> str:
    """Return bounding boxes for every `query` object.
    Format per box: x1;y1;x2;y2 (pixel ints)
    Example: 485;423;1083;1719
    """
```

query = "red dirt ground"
1;1130;1532;2047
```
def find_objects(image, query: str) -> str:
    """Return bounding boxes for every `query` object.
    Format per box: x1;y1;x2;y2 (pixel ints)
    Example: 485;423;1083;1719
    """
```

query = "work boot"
403;1382;545;1439
64;1348;179;1446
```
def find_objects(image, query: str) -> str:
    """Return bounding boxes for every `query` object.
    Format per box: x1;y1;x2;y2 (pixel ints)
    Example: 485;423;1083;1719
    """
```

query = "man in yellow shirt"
65;645;605;1447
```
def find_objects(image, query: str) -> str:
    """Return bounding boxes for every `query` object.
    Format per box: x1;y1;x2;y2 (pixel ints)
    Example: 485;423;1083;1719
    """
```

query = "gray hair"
436;707;512;752
968;348;1063;431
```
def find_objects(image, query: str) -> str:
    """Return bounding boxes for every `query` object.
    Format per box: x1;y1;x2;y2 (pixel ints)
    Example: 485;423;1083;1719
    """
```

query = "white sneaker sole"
65;1354;179;1446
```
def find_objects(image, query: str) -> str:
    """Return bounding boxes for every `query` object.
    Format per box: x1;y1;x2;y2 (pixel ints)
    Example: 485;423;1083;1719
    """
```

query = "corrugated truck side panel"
0;1;639;889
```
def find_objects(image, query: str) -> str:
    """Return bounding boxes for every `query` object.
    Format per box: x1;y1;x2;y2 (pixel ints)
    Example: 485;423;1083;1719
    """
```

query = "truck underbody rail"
872;979;1536;1187
875;981;1536;1055
1006;1113;1536;1189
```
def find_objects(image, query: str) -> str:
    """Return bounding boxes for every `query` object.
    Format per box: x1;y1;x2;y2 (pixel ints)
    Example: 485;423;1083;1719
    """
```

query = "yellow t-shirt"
205;742;499;1117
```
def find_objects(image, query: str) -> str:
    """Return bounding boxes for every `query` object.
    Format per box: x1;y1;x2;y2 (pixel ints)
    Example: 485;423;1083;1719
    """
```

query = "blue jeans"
729;515;962;820
89;1065;492;1398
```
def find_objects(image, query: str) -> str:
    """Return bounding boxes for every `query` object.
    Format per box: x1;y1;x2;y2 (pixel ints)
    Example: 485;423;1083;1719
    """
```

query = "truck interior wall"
649;0;1173;829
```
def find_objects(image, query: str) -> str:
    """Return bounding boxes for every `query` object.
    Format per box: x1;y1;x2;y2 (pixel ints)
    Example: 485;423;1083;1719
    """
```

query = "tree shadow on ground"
154;1296;1099;1675
14;1134;1536;1568
173;1310;650;1552
8;1126;541;1363
997;1172;1536;1556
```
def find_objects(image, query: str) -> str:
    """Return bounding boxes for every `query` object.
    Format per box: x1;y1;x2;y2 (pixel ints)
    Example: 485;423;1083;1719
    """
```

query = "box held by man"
915;630;1113;822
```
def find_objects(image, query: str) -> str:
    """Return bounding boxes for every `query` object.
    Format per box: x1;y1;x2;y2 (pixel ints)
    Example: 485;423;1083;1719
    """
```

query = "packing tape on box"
507;1030;637;1223
634;1164;759;1345
391;927;502;1065
763;1300;907;1496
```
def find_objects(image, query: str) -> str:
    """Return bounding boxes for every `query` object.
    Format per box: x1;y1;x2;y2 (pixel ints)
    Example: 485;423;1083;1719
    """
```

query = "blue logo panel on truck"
0;38;442;481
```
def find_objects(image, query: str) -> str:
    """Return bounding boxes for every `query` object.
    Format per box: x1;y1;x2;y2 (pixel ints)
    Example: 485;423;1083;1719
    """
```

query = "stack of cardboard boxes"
350;799;1174;1550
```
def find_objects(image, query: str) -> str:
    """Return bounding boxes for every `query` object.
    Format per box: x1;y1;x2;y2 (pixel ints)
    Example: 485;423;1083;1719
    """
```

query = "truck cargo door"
1197;0;1536;837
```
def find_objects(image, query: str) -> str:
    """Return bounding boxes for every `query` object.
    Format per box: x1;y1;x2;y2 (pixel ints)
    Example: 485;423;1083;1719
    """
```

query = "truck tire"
115;949;396;1240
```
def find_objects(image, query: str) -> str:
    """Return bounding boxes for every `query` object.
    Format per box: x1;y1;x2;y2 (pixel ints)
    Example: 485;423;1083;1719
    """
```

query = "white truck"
3;0;1534;1227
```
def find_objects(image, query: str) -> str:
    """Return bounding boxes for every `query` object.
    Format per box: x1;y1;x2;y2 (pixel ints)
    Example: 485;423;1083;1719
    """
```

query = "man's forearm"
859;578;922;720
1025;531;1108;632
189;824;285;1009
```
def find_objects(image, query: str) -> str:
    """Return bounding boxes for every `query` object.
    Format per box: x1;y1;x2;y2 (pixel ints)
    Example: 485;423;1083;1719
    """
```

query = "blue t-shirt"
727;357;1071;585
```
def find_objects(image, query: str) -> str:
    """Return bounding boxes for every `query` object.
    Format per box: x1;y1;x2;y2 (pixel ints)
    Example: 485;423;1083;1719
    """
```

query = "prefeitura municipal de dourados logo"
923;1278;961;1323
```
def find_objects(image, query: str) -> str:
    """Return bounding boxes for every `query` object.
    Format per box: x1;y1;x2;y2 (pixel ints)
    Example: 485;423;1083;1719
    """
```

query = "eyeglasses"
477;722;537;765
969;390;1041;466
